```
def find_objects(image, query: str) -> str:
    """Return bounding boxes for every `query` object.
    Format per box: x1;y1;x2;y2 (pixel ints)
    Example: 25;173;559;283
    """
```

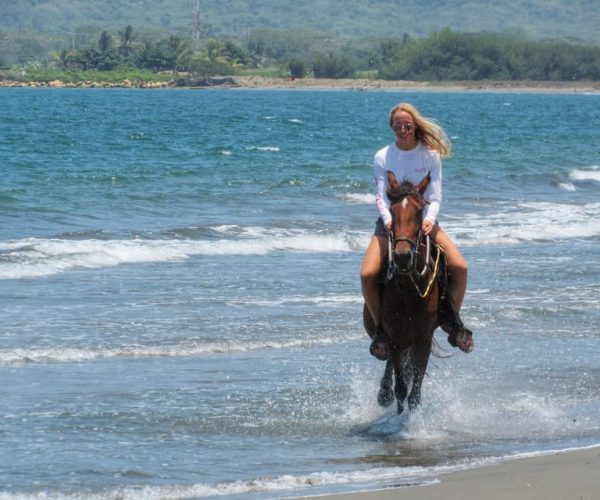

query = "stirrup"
369;327;390;361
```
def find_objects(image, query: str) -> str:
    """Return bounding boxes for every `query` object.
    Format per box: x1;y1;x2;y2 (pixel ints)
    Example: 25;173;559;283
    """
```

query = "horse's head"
386;171;430;274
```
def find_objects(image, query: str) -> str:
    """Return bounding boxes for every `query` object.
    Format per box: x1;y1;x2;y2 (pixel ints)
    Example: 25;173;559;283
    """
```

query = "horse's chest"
381;284;437;337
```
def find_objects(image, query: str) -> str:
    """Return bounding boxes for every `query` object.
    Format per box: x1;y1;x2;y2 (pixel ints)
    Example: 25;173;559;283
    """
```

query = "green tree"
168;35;192;71
206;38;223;61
377;29;600;81
287;57;306;78
119;25;135;57
53;49;71;69
137;40;173;71
189;54;234;77
98;31;113;52
136;36;191;72
73;48;120;71
312;52;354;78
222;41;247;65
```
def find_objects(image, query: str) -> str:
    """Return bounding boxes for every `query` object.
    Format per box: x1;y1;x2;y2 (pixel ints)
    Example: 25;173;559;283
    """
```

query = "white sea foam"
0;231;359;279
446;200;600;247
558;182;577;191
340;192;376;204
569;166;600;182
246;145;280;152
3;446;597;500
0;333;363;367
3;198;599;280
231;293;363;307
348;196;600;246
0;464;464;500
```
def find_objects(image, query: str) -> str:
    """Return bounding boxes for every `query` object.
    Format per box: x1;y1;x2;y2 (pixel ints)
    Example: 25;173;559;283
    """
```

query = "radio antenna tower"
192;0;201;41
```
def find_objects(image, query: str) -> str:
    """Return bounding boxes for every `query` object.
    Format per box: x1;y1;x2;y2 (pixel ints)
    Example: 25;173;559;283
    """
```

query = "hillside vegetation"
2;26;598;84
1;0;599;43
1;1;599;83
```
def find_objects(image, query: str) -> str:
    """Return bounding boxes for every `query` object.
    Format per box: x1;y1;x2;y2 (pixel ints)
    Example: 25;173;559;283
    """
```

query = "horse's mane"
387;180;422;203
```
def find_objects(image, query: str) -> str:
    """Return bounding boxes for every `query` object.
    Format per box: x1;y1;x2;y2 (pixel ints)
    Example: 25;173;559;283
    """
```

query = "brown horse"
363;172;446;414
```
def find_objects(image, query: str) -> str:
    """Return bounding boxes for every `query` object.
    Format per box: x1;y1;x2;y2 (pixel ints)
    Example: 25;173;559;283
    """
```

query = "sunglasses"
391;123;415;131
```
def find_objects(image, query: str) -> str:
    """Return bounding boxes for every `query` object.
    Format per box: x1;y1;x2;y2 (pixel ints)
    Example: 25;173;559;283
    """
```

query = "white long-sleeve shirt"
373;142;442;226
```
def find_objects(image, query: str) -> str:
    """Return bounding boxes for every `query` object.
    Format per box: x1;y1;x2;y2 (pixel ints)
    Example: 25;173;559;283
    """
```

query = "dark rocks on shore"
172;76;238;88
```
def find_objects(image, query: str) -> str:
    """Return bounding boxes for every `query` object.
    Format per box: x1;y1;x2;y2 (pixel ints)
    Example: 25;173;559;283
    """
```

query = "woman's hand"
385;221;393;234
422;220;434;236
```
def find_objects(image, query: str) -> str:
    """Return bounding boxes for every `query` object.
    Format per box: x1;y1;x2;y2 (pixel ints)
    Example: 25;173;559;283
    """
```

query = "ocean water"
1;87;599;499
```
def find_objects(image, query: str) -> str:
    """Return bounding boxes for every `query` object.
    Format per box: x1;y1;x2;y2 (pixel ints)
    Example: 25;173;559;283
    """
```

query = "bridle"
390;233;430;275
385;200;441;299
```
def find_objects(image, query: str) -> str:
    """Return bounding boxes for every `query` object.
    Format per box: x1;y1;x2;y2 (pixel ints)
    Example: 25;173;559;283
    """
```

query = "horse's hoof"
369;337;390;361
408;395;421;410
377;386;394;407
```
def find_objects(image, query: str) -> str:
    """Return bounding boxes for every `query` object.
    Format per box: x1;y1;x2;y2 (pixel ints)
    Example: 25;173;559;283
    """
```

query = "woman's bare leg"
360;234;389;359
431;226;468;310
431;225;473;352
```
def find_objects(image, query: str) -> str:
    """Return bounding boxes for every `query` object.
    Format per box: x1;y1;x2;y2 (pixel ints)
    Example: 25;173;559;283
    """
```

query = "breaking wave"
0;333;363;367
0;230;363;279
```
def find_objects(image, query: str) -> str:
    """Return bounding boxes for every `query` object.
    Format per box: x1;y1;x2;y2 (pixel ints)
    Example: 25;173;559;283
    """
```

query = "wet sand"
300;446;600;500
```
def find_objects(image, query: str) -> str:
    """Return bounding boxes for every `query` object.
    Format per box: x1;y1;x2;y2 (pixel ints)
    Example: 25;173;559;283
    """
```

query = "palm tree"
98;31;113;52
206;39;223;62
55;49;71;70
168;36;192;72
119;25;135;57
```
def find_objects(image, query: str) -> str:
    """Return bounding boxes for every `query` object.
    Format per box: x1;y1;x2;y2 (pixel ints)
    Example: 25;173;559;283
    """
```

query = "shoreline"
299;446;600;500
236;76;600;94
0;76;599;93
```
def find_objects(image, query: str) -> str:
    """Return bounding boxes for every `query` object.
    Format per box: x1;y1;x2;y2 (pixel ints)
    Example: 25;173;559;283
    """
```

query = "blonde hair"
389;103;452;158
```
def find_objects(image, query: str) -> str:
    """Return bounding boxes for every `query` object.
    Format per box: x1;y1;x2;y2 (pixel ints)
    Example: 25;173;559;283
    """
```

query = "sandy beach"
1;76;599;93
235;76;600;94
301;446;600;500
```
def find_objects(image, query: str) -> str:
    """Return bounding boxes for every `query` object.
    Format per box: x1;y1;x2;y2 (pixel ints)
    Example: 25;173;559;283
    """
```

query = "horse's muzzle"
393;248;413;274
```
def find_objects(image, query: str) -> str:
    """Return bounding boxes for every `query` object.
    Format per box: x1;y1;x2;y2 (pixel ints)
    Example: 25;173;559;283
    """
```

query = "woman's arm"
423;154;442;225
374;153;392;225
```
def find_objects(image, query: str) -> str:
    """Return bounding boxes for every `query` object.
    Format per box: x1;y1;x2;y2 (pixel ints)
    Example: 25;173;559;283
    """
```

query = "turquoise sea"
1;87;599;499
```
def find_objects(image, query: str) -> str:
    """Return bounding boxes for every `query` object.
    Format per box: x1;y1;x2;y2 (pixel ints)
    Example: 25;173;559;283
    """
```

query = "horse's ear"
387;171;400;191
416;173;430;195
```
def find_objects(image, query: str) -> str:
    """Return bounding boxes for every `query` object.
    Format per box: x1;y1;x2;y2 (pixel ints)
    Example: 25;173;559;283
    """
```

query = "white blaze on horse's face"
401;198;409;210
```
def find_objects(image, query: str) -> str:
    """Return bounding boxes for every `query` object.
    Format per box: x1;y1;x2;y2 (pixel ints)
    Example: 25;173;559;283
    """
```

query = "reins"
386;233;395;282
410;240;442;299
386;230;442;299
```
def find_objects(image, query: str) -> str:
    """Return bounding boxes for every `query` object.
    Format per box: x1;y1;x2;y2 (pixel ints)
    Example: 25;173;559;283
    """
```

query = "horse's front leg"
377;359;394;407
393;352;409;414
407;339;432;411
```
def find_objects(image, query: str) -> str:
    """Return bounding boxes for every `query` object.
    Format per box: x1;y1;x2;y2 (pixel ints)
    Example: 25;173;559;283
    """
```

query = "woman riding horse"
363;172;444;413
360;102;473;360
